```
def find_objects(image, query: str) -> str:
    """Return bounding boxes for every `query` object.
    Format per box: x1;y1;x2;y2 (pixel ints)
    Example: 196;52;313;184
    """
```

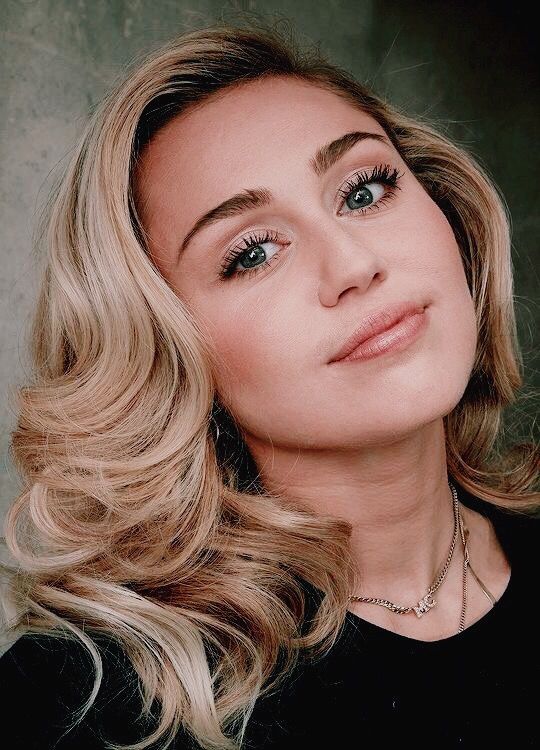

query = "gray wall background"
1;2;538;570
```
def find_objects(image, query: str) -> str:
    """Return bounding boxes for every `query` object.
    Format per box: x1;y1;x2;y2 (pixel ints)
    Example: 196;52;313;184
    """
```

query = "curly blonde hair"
1;17;538;750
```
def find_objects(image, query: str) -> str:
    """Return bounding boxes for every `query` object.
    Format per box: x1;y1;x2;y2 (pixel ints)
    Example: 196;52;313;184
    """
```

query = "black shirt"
1;490;538;749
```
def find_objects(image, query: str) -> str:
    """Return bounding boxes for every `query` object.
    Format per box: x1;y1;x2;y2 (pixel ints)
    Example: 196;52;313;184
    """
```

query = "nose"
315;221;388;306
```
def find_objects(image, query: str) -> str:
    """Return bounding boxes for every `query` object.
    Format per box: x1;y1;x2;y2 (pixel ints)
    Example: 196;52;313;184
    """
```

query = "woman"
0;19;538;750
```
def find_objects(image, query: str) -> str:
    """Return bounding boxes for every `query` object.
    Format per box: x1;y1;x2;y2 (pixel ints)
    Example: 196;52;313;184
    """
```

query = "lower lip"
333;308;428;364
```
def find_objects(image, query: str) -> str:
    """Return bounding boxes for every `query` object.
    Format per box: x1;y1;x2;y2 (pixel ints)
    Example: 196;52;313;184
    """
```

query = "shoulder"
0;631;160;748
491;506;540;568
462;490;540;565
0;630;134;694
484;501;539;544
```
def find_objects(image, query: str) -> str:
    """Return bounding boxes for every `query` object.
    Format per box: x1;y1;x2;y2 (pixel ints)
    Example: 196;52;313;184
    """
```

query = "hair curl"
1;16;538;750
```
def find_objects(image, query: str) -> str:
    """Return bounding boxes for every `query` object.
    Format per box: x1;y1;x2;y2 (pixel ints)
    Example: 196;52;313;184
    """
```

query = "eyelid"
218;161;403;279
223;163;401;246
334;163;402;213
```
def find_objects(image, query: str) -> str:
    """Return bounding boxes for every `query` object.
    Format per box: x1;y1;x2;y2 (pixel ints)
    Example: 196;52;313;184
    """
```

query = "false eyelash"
219;163;404;280
336;163;402;201
219;228;282;280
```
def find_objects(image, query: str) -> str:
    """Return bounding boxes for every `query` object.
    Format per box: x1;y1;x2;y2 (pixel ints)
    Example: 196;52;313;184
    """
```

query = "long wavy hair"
1;18;538;750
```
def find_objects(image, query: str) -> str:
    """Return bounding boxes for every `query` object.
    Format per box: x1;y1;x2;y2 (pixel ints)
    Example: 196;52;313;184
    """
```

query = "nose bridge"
308;214;386;298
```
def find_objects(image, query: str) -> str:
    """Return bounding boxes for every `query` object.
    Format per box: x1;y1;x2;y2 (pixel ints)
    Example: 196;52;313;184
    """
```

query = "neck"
245;419;459;602
346;479;458;602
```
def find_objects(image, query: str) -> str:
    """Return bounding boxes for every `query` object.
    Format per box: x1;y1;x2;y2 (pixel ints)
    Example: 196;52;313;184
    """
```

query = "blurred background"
1;1;538;542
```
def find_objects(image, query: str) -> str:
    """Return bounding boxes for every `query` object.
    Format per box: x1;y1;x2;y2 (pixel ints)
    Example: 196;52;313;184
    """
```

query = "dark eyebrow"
177;130;390;258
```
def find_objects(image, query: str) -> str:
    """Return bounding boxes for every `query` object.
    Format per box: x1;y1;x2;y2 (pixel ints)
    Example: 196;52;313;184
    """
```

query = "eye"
218;162;403;281
219;229;286;281
337;163;403;215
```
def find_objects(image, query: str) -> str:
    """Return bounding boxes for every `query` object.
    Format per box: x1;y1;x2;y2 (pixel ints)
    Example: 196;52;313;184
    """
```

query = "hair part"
1;16;538;750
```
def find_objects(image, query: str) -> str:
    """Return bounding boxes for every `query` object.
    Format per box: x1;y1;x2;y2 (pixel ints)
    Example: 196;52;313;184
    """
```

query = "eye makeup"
217;162;403;281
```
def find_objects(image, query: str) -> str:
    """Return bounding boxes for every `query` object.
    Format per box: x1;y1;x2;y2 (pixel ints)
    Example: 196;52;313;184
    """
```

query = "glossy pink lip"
328;301;429;364
335;308;428;363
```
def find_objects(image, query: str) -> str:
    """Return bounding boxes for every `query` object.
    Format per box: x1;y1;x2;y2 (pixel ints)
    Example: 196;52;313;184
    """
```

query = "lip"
328;301;429;364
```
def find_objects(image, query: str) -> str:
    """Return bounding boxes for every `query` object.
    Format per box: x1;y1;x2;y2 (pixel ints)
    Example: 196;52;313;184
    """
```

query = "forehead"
134;76;389;226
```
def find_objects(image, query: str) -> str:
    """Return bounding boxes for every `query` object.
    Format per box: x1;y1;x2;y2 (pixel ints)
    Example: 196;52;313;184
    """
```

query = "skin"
133;75;511;641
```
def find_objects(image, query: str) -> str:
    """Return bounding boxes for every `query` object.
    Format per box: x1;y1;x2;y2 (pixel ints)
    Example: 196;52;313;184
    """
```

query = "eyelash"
218;163;403;281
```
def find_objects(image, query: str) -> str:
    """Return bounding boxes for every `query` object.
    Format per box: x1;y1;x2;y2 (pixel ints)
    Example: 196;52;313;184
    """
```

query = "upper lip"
328;300;428;363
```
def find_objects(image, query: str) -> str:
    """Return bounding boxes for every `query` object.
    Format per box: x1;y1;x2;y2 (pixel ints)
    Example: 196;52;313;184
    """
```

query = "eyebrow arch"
177;130;391;258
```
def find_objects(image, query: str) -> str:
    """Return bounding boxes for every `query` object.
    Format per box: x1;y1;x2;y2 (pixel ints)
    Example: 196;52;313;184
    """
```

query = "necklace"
349;481;471;630
457;503;469;632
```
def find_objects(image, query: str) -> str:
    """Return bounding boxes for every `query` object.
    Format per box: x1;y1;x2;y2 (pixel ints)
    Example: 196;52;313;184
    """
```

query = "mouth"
328;301;429;364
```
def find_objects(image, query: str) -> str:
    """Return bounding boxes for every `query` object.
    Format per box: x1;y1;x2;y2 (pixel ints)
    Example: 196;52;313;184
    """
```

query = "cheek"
404;193;473;311
413;200;478;386
202;298;291;401
173;271;296;409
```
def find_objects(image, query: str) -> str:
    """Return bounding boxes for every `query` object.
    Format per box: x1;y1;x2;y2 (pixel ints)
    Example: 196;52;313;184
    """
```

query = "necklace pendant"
413;593;436;618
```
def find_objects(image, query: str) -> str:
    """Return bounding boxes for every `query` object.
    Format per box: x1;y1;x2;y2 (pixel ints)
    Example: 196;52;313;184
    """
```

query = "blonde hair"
1;18;538;750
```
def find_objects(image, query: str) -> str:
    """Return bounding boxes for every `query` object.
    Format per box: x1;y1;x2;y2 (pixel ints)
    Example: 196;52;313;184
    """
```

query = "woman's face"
134;76;477;452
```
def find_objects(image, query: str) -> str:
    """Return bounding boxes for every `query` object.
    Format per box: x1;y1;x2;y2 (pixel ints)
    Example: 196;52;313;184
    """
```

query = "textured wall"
1;1;538;527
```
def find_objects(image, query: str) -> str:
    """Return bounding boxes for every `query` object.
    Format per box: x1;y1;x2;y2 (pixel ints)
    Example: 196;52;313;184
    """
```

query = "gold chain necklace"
348;481;471;631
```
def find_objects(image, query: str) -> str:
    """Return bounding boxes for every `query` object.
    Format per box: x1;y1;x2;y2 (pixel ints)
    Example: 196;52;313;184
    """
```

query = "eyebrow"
177;130;391;258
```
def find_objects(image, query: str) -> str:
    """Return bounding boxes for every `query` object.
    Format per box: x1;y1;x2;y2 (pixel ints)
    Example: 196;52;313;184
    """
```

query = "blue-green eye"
341;180;385;210
219;162;403;281
337;163;402;211
219;229;284;280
